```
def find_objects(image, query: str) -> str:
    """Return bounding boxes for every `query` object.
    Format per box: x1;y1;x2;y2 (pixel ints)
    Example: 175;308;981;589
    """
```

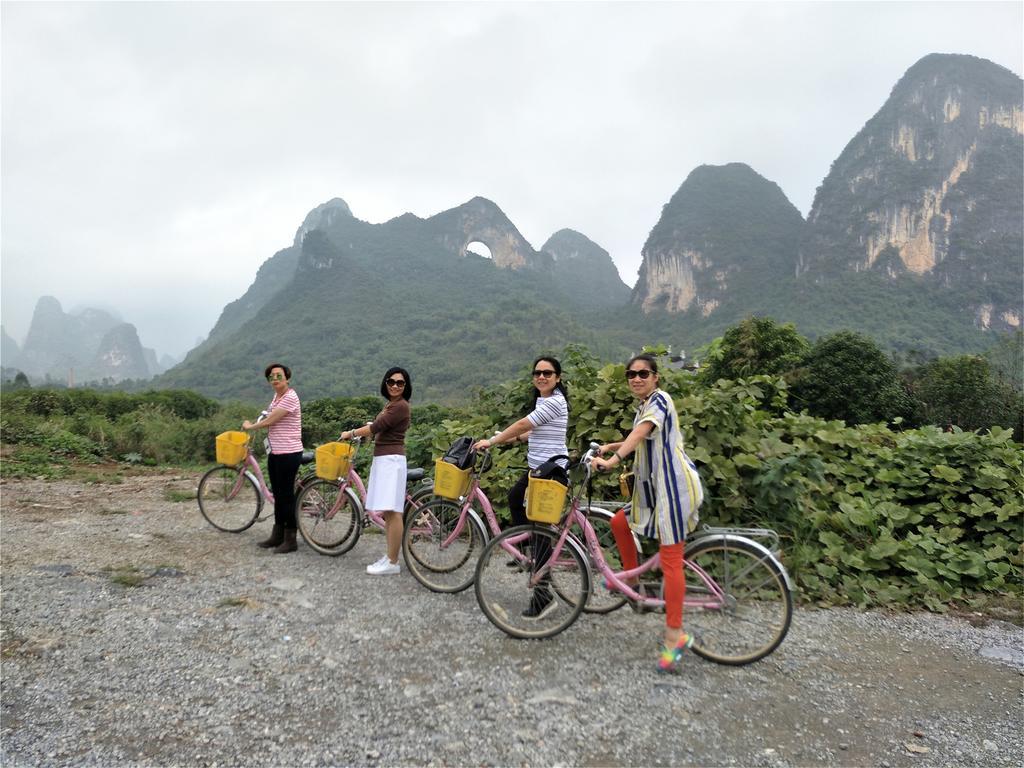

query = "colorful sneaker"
657;633;693;672
366;556;400;575
521;588;557;620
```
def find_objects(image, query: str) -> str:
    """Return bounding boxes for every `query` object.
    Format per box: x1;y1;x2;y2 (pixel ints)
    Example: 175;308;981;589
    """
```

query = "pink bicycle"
473;443;794;665
402;443;624;610
196;434;317;533
293;437;434;556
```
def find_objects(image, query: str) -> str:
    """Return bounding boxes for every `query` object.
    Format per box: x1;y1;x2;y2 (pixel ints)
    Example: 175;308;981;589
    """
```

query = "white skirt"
364;454;407;512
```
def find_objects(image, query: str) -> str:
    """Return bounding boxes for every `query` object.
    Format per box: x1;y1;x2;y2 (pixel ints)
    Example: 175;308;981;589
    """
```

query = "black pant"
268;451;303;529
509;471;552;588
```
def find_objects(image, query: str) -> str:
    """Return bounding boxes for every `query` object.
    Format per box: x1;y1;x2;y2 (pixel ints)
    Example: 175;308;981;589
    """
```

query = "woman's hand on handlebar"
472;438;492;451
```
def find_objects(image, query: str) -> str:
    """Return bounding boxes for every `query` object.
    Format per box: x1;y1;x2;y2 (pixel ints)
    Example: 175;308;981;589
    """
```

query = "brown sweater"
369;399;410;457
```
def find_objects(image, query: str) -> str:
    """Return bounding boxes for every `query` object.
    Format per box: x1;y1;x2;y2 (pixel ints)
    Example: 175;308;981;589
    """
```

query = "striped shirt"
628;388;703;545
526;392;569;470
266;389;303;454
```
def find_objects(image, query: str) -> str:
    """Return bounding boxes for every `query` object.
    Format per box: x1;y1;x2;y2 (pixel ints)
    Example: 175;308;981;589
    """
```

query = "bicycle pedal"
628;597;665;615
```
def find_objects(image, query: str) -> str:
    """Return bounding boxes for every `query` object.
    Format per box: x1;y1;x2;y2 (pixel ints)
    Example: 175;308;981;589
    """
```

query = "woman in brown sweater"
340;366;412;575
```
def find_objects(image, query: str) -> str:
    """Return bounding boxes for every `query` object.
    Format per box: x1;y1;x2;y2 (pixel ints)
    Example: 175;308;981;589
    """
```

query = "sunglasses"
268;373;286;381
532;369;557;378
625;369;654;380
386;378;406;388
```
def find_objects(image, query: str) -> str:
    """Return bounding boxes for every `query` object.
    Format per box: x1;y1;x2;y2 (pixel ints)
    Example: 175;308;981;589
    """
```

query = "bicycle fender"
685;533;793;590
243;469;265;514
465;506;490;544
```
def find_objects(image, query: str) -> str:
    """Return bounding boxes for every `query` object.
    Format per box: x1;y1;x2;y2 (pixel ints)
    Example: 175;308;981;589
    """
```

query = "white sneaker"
366;556;400;575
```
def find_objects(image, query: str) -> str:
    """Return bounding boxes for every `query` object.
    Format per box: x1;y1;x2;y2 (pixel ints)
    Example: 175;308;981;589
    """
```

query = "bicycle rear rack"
695;525;782;557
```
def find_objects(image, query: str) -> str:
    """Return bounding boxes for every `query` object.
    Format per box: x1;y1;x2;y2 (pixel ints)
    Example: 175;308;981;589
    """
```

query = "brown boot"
258;524;284;549
273;528;298;554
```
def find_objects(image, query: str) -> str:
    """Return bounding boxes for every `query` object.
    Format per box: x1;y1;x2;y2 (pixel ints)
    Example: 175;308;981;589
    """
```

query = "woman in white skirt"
340;366;412;575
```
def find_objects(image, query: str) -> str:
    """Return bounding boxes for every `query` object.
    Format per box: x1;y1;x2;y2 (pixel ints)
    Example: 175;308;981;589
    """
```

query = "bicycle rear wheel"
197;465;261;532
296;479;362;556
403;499;487;593
474;525;589;640
684;535;793;665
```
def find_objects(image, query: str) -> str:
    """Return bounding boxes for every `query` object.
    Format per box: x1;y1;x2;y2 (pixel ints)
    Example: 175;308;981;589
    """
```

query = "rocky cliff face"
18;297;120;380
542;229;631;306
184;198;357;361
632;163;805;315
93;324;151;382
1;326;21;368
14;297;161;382
426;197;552;270
800;53;1023;331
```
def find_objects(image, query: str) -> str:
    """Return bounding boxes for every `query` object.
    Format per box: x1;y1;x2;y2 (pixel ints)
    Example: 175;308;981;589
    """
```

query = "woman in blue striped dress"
594;354;704;671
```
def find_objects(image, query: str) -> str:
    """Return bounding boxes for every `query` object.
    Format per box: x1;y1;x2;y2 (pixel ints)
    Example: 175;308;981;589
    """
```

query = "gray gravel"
2;473;1022;767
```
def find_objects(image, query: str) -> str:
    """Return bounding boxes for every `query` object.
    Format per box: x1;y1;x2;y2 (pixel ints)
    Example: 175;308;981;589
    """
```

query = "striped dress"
628;388;703;545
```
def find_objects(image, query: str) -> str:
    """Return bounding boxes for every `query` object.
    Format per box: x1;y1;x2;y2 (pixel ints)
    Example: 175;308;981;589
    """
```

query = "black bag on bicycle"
530;454;570;487
441;436;476;470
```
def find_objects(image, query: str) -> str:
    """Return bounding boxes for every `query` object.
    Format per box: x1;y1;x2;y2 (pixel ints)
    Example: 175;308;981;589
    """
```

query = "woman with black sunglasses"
241;362;304;554
593;353;704;672
341;367;412;576
474;356;569;619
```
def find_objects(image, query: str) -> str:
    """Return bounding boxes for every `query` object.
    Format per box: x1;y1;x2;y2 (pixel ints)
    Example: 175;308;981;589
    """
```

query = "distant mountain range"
2;297;177;385
17;53;1023;401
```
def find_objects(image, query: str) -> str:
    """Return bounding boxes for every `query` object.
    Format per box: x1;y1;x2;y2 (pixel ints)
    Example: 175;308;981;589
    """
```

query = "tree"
911;355;1022;438
983;330;1023;393
699;317;809;383
791;330;913;425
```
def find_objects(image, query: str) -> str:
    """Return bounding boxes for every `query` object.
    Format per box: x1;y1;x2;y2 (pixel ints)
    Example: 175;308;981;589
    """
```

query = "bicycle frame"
311;442;427;530
509;446;766;614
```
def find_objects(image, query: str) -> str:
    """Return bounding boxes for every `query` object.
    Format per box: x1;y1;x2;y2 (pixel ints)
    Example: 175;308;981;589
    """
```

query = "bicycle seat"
406;467;425;483
300;451;315;465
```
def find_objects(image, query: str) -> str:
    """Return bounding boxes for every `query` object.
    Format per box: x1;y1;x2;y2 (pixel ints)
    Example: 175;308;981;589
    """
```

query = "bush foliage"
2;342;1020;612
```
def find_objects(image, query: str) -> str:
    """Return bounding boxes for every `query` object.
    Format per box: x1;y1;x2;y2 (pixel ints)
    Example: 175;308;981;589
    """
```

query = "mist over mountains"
2;297;177;385
9;53;1021;401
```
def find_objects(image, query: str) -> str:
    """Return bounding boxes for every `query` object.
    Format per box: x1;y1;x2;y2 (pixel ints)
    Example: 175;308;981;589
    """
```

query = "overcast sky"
2;2;1021;359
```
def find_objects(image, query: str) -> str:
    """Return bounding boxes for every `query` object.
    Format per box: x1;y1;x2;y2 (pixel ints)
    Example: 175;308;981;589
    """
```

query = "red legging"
610;510;686;629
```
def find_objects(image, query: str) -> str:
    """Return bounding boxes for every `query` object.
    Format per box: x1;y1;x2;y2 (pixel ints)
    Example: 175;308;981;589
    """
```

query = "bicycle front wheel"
197;465;261;532
403;499;487;593
296;479;362;556
684;535;793;665
474;525;589;640
579;507;630;615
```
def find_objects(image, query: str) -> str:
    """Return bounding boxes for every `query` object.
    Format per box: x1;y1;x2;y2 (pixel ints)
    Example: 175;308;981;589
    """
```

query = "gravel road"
2;472;1022;768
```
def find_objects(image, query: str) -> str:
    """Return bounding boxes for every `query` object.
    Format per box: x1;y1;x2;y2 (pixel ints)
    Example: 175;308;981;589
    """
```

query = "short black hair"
380;366;412;401
264;362;292;380
530;355;570;412
626;353;659;373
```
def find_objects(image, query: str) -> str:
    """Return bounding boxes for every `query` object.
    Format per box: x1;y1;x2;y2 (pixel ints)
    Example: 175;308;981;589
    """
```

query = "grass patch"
104;565;148;588
163;488;195;503
96;508;128;516
0;447;71;479
217;595;258;609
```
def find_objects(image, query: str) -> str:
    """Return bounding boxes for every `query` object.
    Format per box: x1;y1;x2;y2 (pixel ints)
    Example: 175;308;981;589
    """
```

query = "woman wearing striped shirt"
242;362;304;554
474;356;569;619
593;354;704;672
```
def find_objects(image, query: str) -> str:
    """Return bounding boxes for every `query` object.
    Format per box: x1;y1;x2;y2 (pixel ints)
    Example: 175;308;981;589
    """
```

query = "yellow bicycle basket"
525;476;568;524
215;431;249;465
434;460;472;500
315;442;354;481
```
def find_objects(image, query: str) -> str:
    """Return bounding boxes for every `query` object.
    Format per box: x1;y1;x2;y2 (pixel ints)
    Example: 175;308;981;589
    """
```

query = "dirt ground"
2;470;1022;768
